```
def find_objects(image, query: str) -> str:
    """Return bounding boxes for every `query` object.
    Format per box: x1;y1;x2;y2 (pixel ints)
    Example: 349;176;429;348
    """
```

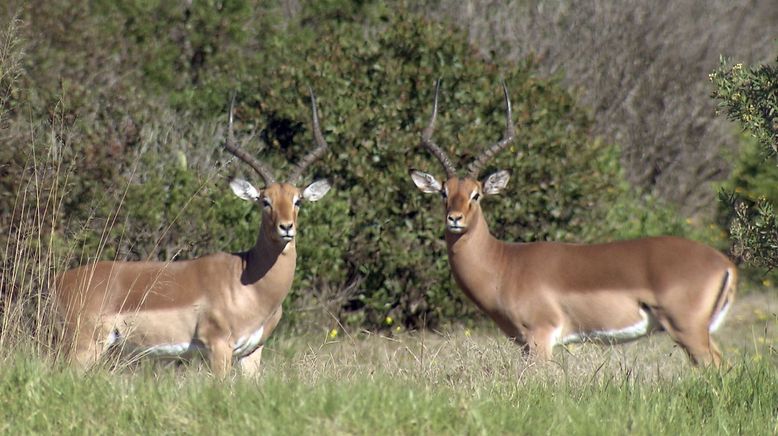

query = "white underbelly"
555;308;661;346
132;341;206;359
107;325;266;360
233;325;265;358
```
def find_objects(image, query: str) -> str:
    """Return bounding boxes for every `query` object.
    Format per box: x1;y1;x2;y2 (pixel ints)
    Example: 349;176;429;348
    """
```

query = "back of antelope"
53;89;332;377
410;80;736;367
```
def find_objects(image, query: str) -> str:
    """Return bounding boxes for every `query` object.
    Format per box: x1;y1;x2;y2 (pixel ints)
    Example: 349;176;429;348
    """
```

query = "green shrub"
722;138;778;206
711;56;778;272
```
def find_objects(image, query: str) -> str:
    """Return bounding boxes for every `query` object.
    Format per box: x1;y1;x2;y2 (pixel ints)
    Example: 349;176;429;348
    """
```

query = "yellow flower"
395;326;402;333
384;316;394;326
464;329;471;337
328;328;338;339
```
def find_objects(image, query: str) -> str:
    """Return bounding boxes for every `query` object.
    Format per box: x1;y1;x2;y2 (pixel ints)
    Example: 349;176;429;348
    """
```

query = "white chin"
447;227;465;234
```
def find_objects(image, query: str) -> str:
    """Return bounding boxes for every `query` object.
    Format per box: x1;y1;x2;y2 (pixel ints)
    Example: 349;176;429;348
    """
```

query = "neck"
445;210;503;311
241;222;297;287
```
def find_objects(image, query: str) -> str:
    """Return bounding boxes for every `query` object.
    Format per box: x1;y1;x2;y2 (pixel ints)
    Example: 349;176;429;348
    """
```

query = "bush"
712;56;778;272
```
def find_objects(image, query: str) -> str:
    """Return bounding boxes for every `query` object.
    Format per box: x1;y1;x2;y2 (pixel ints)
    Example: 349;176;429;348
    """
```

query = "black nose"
447;214;463;223
279;223;294;232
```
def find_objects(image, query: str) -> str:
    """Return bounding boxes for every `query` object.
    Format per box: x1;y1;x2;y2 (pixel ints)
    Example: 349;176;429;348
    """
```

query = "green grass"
0;349;775;435
1;292;776;435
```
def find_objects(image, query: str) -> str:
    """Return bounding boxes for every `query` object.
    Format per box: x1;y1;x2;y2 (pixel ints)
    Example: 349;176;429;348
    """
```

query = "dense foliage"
712;56;778;272
1;1;716;330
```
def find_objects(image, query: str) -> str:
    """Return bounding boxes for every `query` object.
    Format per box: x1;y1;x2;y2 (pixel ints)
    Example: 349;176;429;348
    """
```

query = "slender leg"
240;346;264;377
708;338;723;366
68;317;111;372
504;300;561;362
524;326;557;362
239;306;283;378
656;311;721;367
676;329;721;367
209;339;233;378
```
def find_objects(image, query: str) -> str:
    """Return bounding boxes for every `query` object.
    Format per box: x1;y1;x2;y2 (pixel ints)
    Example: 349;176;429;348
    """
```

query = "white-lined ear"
302;179;331;202
482;170;510;195
409;169;442;194
230;179;261;201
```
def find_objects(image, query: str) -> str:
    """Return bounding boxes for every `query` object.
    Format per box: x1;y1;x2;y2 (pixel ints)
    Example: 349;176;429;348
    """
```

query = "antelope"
52;89;332;377
409;81;736;366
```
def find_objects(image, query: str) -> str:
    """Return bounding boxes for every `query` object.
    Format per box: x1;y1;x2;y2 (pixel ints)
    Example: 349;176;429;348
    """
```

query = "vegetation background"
0;1;776;433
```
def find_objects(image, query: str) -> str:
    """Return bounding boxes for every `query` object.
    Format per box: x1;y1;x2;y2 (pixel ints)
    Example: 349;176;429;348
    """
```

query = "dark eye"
472;193;481;202
294;198;302;207
441;191;448;199
262;198;271;208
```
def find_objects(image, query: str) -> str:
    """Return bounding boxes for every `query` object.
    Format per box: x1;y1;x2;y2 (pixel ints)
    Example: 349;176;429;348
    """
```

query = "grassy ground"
0;293;775;435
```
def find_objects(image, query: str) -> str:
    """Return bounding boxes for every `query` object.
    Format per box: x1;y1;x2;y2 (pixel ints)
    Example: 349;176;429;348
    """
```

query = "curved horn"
223;96;276;186
288;86;329;184
421;79;457;178
467;80;515;178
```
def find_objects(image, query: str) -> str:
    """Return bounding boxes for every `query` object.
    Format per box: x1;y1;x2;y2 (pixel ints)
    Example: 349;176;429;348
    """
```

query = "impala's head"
409;80;514;234
410;170;509;234
230;179;330;242
224;88;331;244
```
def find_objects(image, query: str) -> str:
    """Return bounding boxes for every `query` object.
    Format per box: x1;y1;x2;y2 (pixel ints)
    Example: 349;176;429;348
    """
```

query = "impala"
53;89;332;377
409;81;736;366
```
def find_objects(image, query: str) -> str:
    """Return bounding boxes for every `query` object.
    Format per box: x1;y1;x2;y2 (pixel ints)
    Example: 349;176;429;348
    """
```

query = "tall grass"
0;329;775;435
0;15;61;357
0;100;78;360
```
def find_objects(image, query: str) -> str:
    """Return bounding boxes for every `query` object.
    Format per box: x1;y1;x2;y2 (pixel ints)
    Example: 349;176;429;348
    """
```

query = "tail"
709;266;737;333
